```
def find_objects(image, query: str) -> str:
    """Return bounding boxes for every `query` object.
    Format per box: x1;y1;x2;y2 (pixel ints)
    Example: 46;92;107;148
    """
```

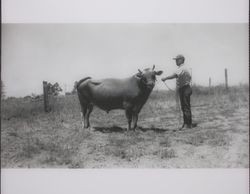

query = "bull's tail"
76;77;91;91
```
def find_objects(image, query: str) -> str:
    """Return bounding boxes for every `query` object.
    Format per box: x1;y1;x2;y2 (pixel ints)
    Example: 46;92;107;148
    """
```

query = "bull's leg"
78;92;89;129
85;104;93;129
125;109;132;131
80;106;88;129
132;113;138;131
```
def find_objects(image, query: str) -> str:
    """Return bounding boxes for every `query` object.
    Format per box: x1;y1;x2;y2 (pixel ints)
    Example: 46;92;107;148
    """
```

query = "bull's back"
92;78;137;96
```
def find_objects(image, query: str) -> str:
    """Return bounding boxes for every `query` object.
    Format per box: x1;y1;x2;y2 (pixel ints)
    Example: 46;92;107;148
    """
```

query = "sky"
1;23;248;97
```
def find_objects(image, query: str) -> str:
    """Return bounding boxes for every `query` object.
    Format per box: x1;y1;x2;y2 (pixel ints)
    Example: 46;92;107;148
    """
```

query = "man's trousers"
178;85;192;126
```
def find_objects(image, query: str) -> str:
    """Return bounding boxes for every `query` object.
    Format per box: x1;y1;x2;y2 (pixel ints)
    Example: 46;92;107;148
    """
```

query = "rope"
161;80;183;129
146;80;183;130
162;81;175;92
175;89;183;129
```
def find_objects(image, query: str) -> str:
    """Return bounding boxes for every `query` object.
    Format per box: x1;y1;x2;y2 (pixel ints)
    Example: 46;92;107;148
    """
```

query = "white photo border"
1;0;249;194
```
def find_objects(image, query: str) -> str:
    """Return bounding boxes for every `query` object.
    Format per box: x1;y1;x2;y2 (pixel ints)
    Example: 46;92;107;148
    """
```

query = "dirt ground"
1;85;249;168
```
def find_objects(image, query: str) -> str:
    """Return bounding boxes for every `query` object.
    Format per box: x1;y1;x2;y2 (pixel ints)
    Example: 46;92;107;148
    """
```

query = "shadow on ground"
94;126;125;133
137;126;170;133
93;126;169;133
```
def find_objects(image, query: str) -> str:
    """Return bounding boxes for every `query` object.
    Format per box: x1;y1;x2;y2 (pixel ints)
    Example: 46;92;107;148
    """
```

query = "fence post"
43;81;50;112
225;68;228;90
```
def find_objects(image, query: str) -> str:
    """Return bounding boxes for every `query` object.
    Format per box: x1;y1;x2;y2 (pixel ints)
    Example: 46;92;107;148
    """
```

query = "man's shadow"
93;126;169;133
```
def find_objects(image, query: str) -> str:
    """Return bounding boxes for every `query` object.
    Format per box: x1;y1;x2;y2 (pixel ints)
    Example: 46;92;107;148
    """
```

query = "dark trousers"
178;85;192;125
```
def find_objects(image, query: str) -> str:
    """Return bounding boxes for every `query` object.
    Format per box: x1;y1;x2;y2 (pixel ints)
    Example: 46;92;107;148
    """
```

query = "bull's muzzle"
147;83;155;89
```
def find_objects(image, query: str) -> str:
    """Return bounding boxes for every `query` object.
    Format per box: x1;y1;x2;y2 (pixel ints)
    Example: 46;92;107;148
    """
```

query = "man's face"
175;58;184;66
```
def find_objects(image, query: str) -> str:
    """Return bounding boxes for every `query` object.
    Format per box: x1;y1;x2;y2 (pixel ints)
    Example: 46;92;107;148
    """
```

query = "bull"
77;65;163;131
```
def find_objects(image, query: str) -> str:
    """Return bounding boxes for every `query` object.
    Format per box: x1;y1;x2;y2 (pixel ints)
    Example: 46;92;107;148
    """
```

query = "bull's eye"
152;75;156;80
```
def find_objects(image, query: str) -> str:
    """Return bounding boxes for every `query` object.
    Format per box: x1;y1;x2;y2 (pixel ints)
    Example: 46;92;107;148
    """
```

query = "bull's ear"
136;73;142;78
155;70;163;75
136;69;143;78
152;64;155;70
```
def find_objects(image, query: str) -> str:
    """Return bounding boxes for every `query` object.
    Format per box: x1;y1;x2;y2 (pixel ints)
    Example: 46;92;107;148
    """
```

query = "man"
161;54;197;130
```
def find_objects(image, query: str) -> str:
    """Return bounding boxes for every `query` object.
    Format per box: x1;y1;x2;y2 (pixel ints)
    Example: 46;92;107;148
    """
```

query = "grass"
1;84;249;168
159;148;176;159
181;130;230;147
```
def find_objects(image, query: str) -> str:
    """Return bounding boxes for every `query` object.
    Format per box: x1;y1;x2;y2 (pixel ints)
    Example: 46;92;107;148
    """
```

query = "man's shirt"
174;64;191;88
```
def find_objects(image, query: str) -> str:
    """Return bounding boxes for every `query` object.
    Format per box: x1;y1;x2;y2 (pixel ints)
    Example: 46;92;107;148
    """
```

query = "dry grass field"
1;85;249;168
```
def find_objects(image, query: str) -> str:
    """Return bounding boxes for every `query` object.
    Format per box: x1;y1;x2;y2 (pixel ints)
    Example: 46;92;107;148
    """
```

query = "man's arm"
161;73;177;82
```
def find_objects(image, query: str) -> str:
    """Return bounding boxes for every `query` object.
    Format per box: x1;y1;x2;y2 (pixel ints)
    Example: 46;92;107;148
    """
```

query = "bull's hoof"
126;129;137;134
133;126;139;131
82;125;90;130
88;127;95;131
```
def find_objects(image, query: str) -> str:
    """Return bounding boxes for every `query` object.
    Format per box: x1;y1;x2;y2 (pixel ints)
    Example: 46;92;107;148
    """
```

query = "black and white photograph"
1;23;248;168
1;0;249;193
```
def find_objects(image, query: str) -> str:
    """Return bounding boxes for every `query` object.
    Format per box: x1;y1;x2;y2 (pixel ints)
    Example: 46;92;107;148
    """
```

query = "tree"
71;81;78;94
47;82;62;96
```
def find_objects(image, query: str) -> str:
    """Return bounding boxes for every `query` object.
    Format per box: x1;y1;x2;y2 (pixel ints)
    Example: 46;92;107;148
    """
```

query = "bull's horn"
138;69;142;74
152;64;155;70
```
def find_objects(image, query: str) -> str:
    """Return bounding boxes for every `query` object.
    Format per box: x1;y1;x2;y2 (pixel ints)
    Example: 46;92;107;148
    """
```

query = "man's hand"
161;78;166;82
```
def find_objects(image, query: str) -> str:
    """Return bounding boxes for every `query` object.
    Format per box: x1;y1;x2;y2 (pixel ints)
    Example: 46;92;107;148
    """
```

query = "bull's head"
136;65;163;90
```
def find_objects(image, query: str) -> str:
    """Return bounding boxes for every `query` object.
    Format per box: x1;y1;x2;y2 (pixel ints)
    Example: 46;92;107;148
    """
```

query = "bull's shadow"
137;126;169;133
94;126;124;133
93;126;168;133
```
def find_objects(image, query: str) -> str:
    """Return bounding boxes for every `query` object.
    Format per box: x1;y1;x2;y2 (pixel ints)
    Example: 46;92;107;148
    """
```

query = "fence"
207;68;229;92
42;68;230;112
